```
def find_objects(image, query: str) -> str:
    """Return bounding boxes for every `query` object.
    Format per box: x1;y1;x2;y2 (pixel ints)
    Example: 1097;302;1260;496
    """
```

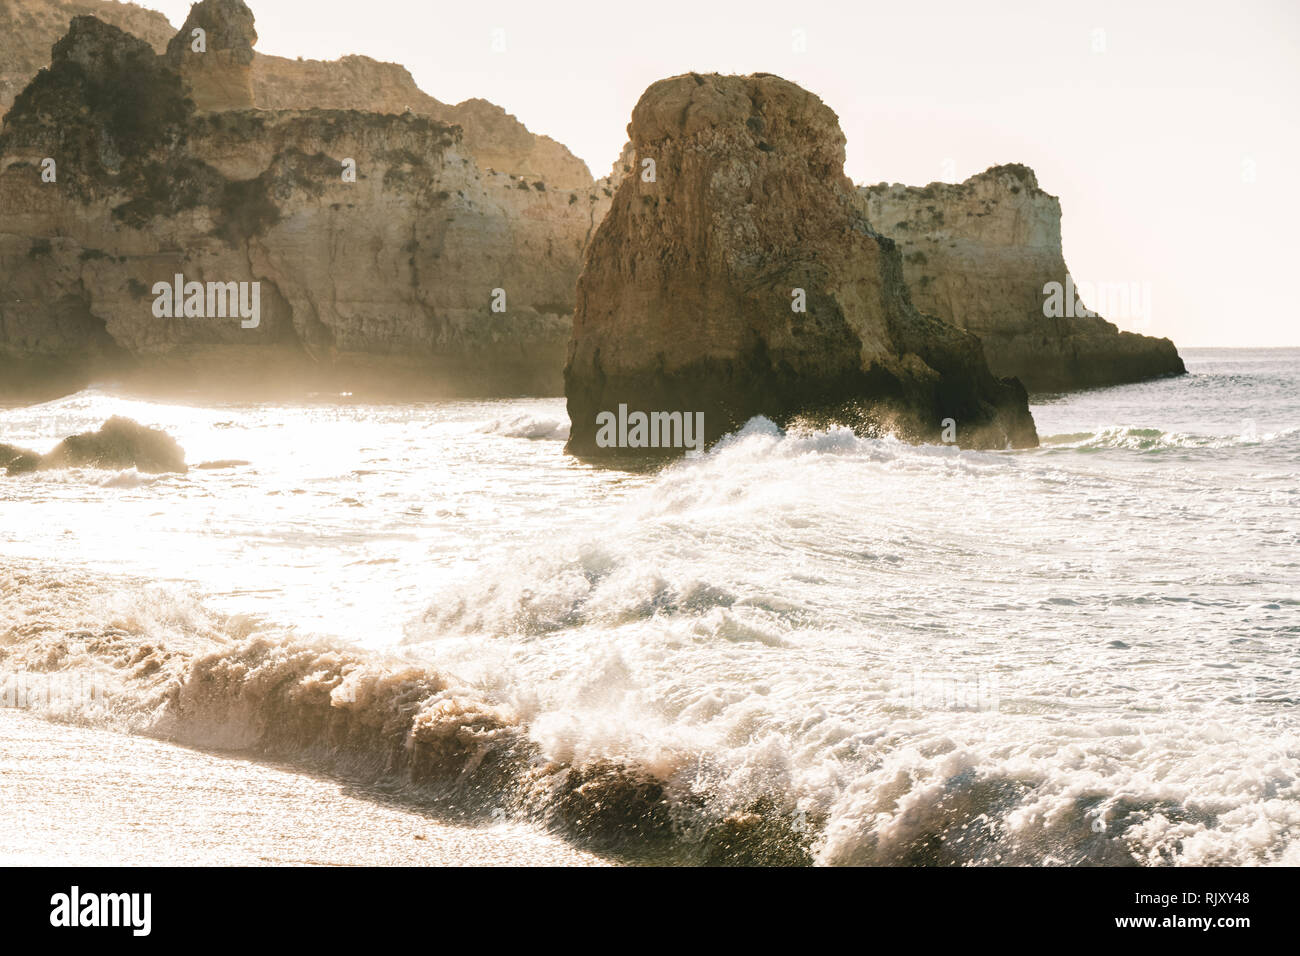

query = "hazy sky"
145;0;1300;347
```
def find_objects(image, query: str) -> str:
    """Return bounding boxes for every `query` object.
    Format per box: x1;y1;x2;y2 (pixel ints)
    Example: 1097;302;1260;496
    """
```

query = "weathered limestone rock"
0;3;1178;405
41;416;187;472
0;416;185;474
249;56;593;190
0;0;174;119
859;166;1185;392
0;442;41;475
163;0;255;111
0;13;600;398
565;73;1038;457
0;0;593;191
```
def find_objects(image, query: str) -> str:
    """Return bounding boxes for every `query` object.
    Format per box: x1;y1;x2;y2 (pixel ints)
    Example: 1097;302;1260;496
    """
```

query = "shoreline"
0;709;611;867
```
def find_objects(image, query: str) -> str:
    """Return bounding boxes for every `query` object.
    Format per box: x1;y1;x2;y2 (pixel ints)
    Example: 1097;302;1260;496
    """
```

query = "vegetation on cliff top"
1;17;192;171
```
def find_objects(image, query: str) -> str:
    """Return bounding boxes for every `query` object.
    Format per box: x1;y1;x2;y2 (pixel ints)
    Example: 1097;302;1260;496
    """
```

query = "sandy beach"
0;710;609;866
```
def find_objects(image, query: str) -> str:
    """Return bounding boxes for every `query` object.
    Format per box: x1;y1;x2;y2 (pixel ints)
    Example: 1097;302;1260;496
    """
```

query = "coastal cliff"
251;59;594;192
859;166;1185;392
1;1;1182;404
0;0;592;191
0;3;602;398
565;73;1037;456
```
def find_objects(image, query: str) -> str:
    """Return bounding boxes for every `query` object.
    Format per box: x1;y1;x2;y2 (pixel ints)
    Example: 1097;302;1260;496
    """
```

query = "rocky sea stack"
860;166;1186;392
565;73;1038;457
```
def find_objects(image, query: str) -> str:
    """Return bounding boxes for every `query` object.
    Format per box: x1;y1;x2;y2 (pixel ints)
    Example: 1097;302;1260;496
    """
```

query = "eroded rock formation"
565;73;1038;456
1;0;595;191
859;166;1185;392
0;2;1183;405
0;0;174;118
2;416;185;474
250;58;594;191
163;0;256;111
0;6;601;398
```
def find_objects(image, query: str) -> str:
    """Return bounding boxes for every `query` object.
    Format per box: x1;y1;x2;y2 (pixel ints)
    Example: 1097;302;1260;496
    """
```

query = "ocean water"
1;347;1297;864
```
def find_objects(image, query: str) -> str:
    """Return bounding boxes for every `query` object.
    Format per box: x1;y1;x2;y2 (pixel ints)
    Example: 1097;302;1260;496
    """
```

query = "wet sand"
0;710;609;866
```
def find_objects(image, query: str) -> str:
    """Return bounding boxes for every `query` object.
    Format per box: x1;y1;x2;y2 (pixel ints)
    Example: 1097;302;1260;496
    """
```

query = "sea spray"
147;636;814;863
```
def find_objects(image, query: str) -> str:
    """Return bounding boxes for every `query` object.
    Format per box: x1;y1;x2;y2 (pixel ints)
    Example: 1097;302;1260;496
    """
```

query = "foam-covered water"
2;348;1297;864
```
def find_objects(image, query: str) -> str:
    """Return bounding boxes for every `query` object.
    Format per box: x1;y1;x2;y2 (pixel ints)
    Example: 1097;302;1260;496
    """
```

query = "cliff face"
1;4;1183;404
565;73;1037;456
859;166;1185;392
250;57;593;191
0;0;174;119
0;0;592;191
0;7;603;398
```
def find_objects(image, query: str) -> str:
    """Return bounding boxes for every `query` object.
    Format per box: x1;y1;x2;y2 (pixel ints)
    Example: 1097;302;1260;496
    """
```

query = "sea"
1;347;1297;865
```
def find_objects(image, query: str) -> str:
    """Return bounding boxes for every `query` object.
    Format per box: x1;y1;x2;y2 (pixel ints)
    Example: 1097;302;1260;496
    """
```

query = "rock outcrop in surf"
0;443;40;475
858;166;1186;392
2;416;186;474
565;73;1038;456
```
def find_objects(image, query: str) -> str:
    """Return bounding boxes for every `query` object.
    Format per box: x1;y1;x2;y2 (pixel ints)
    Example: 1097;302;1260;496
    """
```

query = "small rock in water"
36;417;187;474
1;443;41;475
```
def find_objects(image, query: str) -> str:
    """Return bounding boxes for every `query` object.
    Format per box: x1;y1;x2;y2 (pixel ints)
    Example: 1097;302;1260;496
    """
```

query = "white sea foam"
99;469;167;489
2;349;1298;863
480;413;570;441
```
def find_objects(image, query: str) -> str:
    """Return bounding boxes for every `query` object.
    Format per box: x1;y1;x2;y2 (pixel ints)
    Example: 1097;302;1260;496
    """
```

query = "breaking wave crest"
1041;424;1300;452
99;469;170;489
6;424;1300;867
479;413;570;441
2;561;810;863
148;637;813;863
19;584;1297;866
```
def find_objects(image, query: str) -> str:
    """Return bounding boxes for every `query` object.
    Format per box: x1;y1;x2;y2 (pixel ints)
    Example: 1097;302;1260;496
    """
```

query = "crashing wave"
4;557;1297;865
479;414;570;441
1040;424;1300;452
